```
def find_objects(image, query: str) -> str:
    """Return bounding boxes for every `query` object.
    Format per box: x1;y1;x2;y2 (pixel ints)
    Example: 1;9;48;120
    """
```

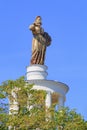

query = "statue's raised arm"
29;16;51;65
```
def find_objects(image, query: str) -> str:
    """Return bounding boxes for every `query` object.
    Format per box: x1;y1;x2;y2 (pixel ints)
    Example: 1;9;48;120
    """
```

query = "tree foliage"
0;77;87;130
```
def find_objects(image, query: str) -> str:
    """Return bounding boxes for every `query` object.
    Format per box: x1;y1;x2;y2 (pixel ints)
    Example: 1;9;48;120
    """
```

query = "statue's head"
34;16;42;25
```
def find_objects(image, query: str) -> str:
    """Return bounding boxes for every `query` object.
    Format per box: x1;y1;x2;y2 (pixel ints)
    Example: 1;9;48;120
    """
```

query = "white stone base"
26;64;48;80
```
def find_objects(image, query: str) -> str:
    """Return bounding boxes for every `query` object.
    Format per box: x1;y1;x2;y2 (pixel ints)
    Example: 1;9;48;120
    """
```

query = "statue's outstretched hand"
29;24;35;31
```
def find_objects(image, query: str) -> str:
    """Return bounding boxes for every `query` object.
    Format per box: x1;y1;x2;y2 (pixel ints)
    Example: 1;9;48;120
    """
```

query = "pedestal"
26;64;48;80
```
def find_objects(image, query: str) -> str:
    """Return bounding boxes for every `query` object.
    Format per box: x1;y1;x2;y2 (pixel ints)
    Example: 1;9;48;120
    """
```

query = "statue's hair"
35;16;41;20
34;16;42;25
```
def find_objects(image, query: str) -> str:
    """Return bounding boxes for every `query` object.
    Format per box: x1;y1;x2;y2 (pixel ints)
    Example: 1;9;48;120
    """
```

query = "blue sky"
0;0;87;120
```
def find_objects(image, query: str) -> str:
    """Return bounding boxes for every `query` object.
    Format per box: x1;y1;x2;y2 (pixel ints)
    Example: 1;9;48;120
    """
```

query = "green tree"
0;77;87;130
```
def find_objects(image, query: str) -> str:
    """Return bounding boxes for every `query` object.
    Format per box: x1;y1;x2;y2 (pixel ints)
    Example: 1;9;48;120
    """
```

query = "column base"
26;64;48;80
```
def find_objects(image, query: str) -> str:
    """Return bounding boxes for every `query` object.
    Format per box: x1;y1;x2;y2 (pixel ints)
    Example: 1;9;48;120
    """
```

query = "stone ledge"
26;79;69;96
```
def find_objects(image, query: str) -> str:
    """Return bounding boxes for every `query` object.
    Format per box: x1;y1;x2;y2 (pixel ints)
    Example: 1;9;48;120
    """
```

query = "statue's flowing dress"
31;35;46;65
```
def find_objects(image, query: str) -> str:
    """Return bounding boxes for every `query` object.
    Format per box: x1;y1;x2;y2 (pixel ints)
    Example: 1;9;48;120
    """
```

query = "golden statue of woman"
29;16;51;65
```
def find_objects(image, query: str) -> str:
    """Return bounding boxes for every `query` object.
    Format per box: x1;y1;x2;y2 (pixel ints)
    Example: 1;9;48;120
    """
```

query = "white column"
45;91;52;108
9;89;19;115
8;126;16;130
58;95;64;107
